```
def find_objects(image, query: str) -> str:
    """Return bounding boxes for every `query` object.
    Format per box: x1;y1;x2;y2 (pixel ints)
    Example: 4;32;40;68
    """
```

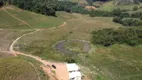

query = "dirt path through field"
3;7;34;30
4;10;84;79
8;20;72;80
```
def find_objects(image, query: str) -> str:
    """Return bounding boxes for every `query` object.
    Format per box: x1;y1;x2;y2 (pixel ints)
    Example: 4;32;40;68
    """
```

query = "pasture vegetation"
4;6;66;29
0;57;39;80
64;41;84;53
15;12;142;80
0;0;142;80
0;52;13;58
0;8;27;29
0;30;31;51
98;1;142;11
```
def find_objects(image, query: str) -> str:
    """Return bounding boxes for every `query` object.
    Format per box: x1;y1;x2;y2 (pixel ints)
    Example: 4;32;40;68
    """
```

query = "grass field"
0;6;73;29
0;56;49;80
0;30;31;52
79;44;142;80
98;1;142;11
0;57;39;80
0;52;13;58
69;0;88;4
14;10;142;80
15;16;122;60
64;41;84;53
4;6;69;29
0;4;142;80
0;8;27;29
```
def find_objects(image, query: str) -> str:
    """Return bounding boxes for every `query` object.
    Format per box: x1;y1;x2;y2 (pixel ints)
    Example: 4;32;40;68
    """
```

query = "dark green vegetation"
91;28;142;46
113;17;142;26
0;0;77;16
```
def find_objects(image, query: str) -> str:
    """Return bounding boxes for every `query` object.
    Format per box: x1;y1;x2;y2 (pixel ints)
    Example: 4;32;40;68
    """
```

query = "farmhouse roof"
69;71;82;79
66;63;80;72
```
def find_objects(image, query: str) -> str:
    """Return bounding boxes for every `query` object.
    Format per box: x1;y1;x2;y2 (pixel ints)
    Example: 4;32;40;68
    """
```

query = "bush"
91;28;142;46
121;19;141;26
133;6;138;11
65;57;76;63
71;6;88;14
131;12;142;18
89;10;112;17
140;17;142;20
112;8;122;16
113;17;142;26
113;17;122;23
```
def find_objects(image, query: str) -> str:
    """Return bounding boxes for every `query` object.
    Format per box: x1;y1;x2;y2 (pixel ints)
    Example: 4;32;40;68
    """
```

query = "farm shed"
66;63;82;80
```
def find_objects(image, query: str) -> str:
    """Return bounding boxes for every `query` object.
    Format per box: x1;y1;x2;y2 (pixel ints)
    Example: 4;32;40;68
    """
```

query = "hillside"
0;58;39;80
0;0;141;80
97;1;142;11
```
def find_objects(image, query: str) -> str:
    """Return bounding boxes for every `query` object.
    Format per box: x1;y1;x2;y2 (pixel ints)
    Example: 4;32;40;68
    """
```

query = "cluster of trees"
114;0;142;5
0;1;3;7
89;8;142;18
91;28;142;46
0;0;77;16
113;17;142;26
71;5;88;14
55;1;77;12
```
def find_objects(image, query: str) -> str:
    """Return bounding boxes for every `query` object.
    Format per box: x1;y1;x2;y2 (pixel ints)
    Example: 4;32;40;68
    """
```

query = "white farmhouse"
66;63;82;80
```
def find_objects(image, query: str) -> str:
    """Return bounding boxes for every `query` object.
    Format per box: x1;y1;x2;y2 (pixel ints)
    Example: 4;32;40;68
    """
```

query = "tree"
140;16;142;20
133;6;138;11
0;0;4;7
11;0;57;16
113;17;122;23
86;0;93;5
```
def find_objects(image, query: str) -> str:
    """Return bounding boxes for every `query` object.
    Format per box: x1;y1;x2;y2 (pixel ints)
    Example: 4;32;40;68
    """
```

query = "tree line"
91;28;142;46
0;0;77;16
113;17;142;26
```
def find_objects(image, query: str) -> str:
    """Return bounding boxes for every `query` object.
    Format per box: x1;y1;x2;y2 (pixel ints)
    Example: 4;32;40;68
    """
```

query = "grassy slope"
15;12;142;80
5;6;66;29
0;30;31;51
70;0;88;4
0;8;27;29
0;52;13;58
15;15;122;60
80;44;142;80
0;6;67;29
98;1;142;11
0;57;39;80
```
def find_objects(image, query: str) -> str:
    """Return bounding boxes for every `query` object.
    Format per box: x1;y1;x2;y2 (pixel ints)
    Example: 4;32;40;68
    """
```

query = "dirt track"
3;8;85;80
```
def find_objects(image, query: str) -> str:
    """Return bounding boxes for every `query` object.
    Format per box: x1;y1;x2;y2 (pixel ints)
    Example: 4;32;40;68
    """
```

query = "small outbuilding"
66;63;82;80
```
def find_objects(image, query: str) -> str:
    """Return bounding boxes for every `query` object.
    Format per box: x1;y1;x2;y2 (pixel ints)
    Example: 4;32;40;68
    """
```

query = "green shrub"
91;28;142;46
140;17;142;20
113;17;122;23
133;6;138;11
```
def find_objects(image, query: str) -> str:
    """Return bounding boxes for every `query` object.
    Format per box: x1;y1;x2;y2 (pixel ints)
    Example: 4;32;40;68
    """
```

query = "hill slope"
0;58;39;80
